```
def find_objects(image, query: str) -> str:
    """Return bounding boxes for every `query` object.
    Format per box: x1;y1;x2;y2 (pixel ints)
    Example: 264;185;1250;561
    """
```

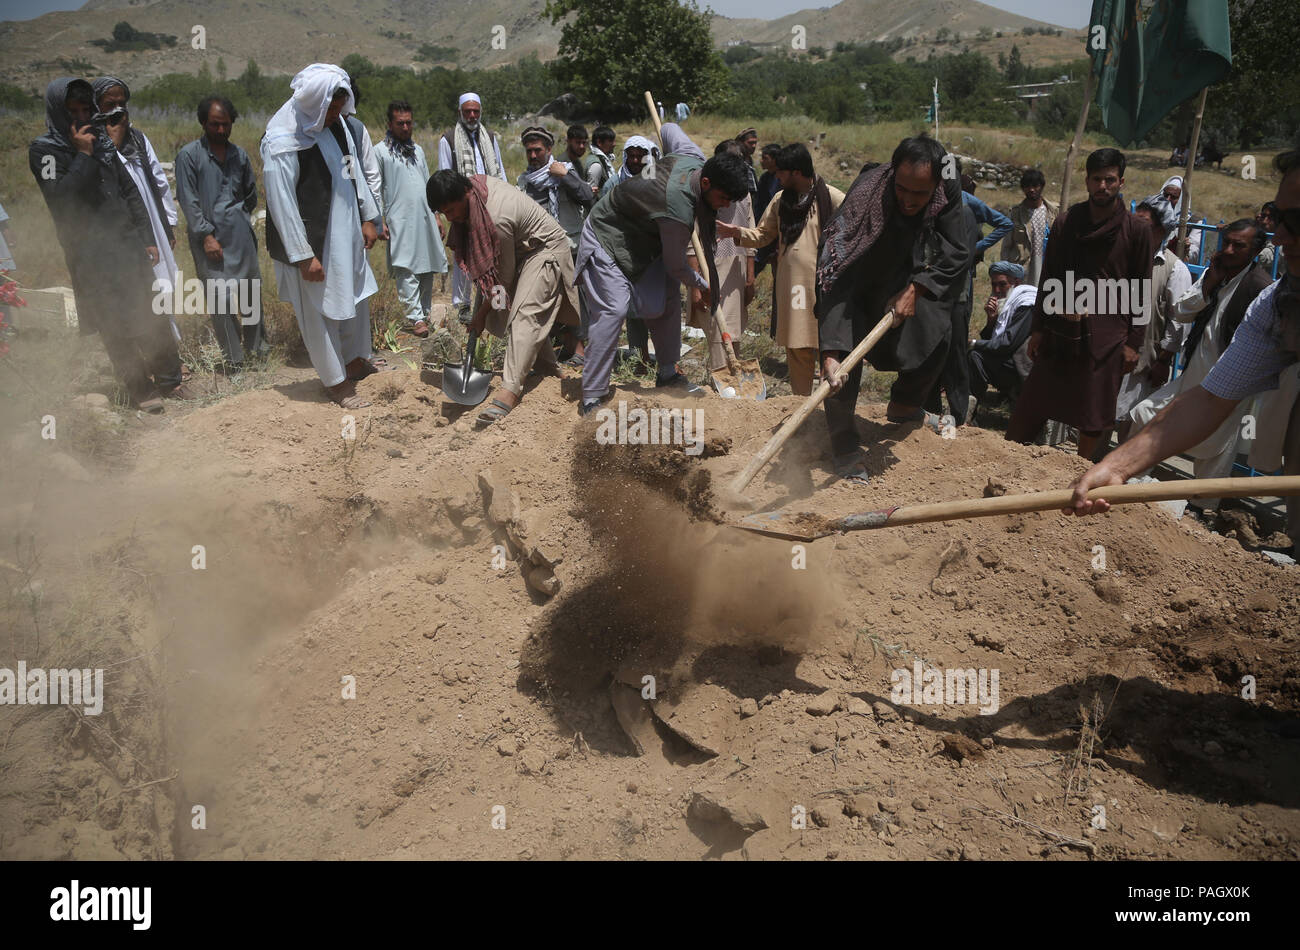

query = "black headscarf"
383;130;418;165
36;77;113;167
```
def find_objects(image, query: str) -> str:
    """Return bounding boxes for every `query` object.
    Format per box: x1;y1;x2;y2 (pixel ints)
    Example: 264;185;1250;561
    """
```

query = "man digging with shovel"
426;169;580;425
816;136;977;483
574;122;751;416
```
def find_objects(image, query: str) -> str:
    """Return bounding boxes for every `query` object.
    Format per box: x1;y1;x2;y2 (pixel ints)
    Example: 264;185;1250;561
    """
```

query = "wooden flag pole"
1059;68;1097;210
1176;86;1210;262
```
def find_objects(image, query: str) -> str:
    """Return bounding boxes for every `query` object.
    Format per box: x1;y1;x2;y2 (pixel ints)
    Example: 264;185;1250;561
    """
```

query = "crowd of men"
23;64;1300;549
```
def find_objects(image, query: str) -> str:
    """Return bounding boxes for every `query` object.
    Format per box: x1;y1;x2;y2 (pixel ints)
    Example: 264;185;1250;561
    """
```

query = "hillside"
0;0;1083;92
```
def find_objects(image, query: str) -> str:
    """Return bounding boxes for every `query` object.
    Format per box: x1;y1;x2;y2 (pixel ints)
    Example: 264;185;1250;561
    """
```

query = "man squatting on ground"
427;169;581;425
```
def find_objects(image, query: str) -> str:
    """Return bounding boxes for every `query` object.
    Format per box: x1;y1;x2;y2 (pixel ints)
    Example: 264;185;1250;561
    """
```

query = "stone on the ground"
805;691;838;716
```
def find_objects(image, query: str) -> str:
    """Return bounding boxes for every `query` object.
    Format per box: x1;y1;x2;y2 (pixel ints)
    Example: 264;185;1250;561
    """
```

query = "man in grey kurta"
175;94;265;367
375;99;448;337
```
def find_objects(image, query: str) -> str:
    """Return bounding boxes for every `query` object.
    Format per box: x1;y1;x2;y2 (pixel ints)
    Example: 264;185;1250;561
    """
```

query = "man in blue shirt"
926;170;1012;423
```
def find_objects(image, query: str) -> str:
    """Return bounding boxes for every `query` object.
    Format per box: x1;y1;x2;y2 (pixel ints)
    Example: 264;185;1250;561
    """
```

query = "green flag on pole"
1088;0;1232;146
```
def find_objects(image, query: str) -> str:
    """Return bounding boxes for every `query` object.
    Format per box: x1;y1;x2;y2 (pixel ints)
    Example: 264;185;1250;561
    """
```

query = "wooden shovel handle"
840;475;1300;531
729;309;896;494
644;90;739;375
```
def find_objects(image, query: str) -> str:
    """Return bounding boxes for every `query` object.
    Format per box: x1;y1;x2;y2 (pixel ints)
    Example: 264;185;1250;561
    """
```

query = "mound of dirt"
3;367;1298;861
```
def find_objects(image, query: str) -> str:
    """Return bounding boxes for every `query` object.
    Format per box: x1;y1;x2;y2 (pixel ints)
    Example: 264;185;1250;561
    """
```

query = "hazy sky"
0;0;1093;28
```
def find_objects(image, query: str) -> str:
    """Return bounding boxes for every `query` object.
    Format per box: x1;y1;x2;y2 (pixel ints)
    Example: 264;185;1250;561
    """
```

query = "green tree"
1213;0;1300;148
216;56;227;81
1004;44;1026;84
341;53;375;79
544;0;729;115
724;44;760;65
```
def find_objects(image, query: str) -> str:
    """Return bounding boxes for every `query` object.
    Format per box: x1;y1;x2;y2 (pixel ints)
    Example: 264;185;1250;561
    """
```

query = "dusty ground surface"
2;340;1299;861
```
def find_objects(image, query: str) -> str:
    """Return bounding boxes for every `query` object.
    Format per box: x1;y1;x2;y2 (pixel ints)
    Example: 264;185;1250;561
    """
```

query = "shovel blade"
730;509;839;541
710;360;767;400
440;363;492;406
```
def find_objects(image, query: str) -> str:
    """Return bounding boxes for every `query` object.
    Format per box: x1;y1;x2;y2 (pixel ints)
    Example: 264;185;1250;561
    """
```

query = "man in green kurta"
375;99;448;337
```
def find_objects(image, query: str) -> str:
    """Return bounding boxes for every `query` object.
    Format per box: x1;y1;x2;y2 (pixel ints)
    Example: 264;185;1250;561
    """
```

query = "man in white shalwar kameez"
375;99;448;337
262;63;381;409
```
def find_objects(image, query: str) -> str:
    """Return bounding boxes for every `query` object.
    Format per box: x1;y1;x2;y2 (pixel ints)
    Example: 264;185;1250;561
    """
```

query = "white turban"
458;92;481;108
263;63;353;157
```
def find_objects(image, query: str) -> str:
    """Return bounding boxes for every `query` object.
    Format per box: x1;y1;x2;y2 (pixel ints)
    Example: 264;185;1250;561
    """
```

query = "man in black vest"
262;64;381;409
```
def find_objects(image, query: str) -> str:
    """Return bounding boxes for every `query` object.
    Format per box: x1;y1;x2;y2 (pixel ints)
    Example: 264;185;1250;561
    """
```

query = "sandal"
887;408;954;434
562;352;586;368
327;381;370;409
476;398;513;426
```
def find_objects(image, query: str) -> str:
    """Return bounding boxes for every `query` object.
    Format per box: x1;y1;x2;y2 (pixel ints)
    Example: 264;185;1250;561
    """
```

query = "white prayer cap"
458;92;481;108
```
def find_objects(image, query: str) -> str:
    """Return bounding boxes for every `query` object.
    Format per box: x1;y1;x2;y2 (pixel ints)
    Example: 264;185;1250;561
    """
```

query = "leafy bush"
90;21;178;53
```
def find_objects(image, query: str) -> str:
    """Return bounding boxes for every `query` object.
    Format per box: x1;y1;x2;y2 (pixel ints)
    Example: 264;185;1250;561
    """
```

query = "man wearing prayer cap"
438;93;508;322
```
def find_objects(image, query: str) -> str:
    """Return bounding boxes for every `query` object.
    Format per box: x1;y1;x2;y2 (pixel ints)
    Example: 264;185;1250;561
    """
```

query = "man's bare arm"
1067;385;1241;514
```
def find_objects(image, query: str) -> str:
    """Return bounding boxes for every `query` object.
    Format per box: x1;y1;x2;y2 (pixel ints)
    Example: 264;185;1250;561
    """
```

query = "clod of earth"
687;791;767;833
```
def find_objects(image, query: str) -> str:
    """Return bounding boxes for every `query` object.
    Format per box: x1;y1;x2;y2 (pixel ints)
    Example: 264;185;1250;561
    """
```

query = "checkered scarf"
449;175;503;303
817;163;948;294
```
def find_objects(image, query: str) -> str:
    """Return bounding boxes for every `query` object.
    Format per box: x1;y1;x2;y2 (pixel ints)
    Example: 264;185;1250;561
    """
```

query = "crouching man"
427;169;580;425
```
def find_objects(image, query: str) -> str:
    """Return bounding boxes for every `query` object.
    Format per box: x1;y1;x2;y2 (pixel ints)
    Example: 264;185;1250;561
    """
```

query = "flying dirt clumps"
571;404;725;524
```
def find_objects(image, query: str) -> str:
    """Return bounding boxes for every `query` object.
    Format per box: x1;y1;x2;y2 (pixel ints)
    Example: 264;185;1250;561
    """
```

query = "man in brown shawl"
1005;148;1156;459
